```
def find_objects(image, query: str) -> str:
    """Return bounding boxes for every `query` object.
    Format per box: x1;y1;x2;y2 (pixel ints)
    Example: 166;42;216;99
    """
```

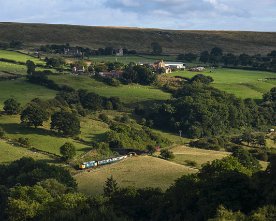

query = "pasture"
0;61;27;75
170;146;230;169
0;49;44;64
0;78;56;109
75;155;197;196
171;68;276;99
0;139;53;164
85;55;177;64
49;75;171;103
0;114;109;156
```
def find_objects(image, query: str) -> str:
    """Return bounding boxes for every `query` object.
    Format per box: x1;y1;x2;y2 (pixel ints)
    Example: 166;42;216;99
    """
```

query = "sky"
0;0;276;31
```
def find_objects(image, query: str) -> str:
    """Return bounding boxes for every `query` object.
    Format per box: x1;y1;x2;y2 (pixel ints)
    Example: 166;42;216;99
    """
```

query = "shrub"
190;137;221;151
146;145;156;155
99;113;109;123
184;160;198;168
160;149;174;160
120;115;130;123
60;142;76;161
17;137;31;147
3;98;21;115
0;127;5;138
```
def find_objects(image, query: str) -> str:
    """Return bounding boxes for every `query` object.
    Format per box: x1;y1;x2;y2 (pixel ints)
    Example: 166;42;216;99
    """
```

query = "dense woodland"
139;77;275;138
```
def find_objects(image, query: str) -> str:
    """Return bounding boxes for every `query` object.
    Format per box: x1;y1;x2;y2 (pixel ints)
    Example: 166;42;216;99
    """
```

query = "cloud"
105;0;249;17
0;0;275;31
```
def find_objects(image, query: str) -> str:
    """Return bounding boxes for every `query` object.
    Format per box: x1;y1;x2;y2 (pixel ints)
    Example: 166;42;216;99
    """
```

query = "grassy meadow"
0;114;112;156
0;61;27;75
0;78;56;109
171;68;276;99
0;139;53;164
0;49;44;64
49;75;171;103
170;146;230;169
75;155;197;195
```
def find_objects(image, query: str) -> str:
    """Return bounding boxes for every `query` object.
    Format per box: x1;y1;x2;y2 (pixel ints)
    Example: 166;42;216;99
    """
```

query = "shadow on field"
0;123;53;136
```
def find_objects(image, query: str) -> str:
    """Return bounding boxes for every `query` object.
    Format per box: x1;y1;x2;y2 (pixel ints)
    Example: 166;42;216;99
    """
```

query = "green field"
49;75;171;103
75;155;197;196
170;146;230;169
0;49;44;64
172;68;276;99
0;61;27;75
0;139;53;164
85;55;176;64
0;78;56;109
0;114;111;156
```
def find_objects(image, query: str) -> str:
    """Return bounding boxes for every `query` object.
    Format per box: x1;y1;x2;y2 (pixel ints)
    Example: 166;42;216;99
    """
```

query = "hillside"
75;156;197;195
1;22;276;55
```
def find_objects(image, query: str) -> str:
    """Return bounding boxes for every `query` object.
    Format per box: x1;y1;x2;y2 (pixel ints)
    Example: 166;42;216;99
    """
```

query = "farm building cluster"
70;57;206;78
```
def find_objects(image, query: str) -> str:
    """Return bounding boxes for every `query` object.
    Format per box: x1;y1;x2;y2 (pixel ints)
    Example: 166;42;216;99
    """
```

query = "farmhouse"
164;62;186;70
116;48;124;56
72;66;85;74
151;60;186;74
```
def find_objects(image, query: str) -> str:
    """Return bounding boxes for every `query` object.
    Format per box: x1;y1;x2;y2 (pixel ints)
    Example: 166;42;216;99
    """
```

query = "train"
79;155;128;169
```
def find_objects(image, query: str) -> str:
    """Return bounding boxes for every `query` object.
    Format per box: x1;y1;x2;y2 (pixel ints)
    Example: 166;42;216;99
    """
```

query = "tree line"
39;43;137;57
177;47;276;72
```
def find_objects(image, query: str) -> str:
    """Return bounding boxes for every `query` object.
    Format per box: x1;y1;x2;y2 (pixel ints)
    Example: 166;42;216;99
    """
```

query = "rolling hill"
0;22;276;55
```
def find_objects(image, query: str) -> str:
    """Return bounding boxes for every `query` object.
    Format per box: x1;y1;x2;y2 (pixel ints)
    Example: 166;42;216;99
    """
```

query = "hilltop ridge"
0;22;276;55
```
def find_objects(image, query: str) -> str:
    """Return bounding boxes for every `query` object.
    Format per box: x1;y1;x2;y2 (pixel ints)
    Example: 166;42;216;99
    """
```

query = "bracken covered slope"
0;22;276;55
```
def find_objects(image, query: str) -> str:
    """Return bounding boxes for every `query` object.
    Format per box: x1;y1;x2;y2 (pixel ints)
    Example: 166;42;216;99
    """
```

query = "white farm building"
164;62;186;69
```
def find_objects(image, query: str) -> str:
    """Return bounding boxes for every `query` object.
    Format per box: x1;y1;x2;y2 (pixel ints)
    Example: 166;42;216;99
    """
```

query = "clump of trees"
160;149;175;160
20;102;49;128
106;122;170;150
60;142;76;161
238;132;267;147
51;112;80;137
122;63;157;85
190;137;227;151
3;98;21;115
45;57;66;68
139;80;274;138
189;47;276;72
39;44;137;57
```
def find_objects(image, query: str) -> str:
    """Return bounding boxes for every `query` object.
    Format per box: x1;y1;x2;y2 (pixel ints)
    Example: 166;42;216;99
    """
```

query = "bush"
146;145;156;155
120;115;130;123
60;142;76;161
190;137;221;151
17;137;31;147
0;127;5;138
184;160;198;168
3;98;21;115
160;149;174;160
106;122;171;150
99;113;109;123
